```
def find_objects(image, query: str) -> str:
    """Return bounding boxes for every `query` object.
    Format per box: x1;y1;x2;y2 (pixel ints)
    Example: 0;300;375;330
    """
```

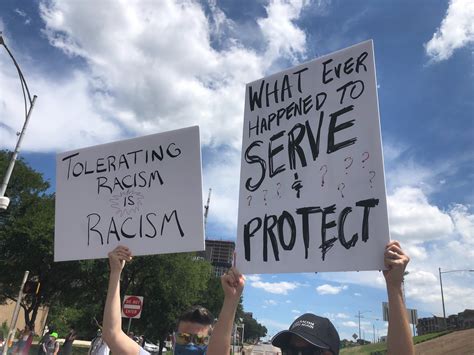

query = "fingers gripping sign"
383;240;409;288
108;245;133;273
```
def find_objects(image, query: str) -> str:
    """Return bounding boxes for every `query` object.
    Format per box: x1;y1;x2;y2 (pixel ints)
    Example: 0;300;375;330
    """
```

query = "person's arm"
54;342;60;355
206;267;245;355
102;245;140;355
383;240;414;355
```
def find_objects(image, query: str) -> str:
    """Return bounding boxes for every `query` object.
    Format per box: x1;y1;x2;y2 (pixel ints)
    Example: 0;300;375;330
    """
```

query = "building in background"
416;309;474;335
0;301;49;335
199;239;235;277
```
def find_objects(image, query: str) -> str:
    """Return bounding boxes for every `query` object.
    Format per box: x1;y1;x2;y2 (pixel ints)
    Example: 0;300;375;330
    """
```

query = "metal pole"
2;271;29;355
439;267;446;329
358;311;361;340
126;318;132;335
373;323;375;343
0;95;37;197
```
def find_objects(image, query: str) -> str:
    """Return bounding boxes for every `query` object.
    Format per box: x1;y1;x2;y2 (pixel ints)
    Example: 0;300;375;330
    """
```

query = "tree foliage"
0;150;80;328
242;313;267;343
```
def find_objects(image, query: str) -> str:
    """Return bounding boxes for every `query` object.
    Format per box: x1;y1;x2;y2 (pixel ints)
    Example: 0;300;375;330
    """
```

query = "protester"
38;326;56;355
13;324;34;355
271;240;414;355
88;329;110;355
60;326;77;355
42;331;60;355
102;245;244;355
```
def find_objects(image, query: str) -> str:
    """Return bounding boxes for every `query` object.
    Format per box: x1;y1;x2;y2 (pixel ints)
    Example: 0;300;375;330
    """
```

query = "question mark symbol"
362;152;370;168
344;157;353;175
337;183;345;198
247;195;252;206
263;189;268;205
320;165;328;187
276;183;282;198
369;171;376;188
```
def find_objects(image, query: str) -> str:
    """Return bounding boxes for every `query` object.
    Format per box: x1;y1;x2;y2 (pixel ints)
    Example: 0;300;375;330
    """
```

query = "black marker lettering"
319;205;338;261
356;198;379;241
263;214;279;262
244;217;262;261
327;105;357;154
87;213;103;246
244;141;266;192
338;207;358;249
288;123;307;170
278;211;296;250
161;210;184;237
268;130;286;178
62;152;80;180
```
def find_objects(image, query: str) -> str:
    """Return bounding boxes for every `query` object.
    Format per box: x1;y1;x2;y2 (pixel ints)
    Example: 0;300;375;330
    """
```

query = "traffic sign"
122;295;144;319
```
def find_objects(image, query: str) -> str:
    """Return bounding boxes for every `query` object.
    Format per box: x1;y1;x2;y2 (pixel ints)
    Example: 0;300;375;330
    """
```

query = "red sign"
122;295;143;319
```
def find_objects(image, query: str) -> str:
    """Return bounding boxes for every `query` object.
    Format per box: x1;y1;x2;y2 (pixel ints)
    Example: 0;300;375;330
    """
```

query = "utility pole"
203;188;212;231
355;310;370;341
2;271;29;355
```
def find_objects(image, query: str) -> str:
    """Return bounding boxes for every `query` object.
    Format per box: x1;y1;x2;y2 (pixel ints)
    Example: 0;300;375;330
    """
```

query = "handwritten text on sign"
55;126;204;262
236;40;390;274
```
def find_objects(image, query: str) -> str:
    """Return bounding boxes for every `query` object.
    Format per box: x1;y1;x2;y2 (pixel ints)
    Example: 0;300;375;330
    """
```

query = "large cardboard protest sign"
55;126;204;261
236;40;390;274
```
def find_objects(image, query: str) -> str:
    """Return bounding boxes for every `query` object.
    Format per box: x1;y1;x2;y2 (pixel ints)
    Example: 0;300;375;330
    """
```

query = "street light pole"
0;32;37;210
438;268;446;320
438;268;474;330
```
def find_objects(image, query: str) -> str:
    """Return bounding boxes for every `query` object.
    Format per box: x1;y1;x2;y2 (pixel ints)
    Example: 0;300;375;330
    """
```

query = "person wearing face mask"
270;241;415;355
102;245;245;355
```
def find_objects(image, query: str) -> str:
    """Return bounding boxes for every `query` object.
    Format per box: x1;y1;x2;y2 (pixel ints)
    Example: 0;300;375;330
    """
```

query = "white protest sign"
55;126;204;261
236;40;390;274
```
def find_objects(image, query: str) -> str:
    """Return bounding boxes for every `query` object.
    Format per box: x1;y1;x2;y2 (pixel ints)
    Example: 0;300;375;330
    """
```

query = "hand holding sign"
108;245;132;273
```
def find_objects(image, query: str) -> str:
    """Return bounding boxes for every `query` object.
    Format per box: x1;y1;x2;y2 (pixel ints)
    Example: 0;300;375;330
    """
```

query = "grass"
340;331;452;354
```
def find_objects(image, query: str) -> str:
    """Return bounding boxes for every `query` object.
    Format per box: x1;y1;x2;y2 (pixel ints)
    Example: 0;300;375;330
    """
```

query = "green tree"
0;151;110;335
0;151;71;327
242;313;267;343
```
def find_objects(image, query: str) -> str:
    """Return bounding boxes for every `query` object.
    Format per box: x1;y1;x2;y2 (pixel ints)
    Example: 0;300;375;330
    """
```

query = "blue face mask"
173;343;207;355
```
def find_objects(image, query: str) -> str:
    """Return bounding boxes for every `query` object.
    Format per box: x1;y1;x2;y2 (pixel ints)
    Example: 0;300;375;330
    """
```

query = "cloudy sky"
1;0;473;341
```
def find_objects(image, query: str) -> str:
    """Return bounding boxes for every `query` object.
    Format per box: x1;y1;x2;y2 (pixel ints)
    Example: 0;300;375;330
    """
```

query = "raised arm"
206;267;245;355
383;240;414;355
102;246;140;355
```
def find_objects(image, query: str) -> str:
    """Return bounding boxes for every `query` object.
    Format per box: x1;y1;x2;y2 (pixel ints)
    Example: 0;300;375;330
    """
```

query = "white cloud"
258;0;308;64
354;292;361;297
291;309;301;314
264;299;278;306
388;187;454;243
425;0;474;62
249;275;300;295
2;0;308;155
450;204;474;245
342;321;358;327
316;284;348;295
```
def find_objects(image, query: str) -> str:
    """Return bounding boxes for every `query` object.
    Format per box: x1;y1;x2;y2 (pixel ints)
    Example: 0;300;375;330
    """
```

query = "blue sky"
1;0;473;341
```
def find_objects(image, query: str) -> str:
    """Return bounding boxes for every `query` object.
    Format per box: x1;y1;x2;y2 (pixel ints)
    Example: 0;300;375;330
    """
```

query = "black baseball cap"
272;314;340;355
